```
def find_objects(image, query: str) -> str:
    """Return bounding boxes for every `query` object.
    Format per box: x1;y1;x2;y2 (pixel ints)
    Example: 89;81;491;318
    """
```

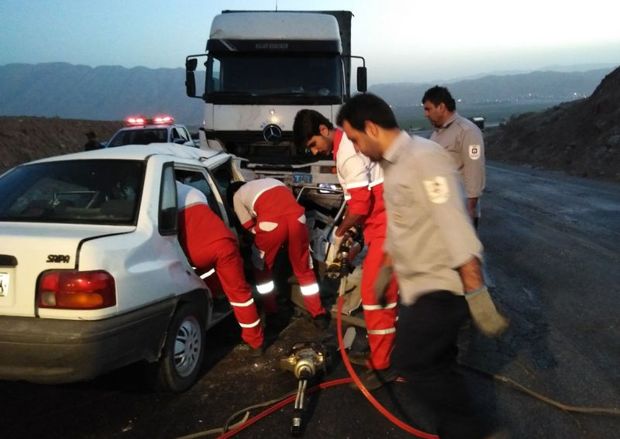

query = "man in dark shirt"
84;131;102;151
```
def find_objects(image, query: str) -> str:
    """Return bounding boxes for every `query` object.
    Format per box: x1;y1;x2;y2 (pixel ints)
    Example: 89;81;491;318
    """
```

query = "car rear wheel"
154;301;206;392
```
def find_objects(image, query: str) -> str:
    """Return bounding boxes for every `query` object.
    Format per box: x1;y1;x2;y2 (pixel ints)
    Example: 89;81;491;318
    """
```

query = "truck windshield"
206;53;342;104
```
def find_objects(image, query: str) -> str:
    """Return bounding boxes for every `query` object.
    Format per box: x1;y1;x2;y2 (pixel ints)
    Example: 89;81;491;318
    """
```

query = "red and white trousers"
253;213;325;318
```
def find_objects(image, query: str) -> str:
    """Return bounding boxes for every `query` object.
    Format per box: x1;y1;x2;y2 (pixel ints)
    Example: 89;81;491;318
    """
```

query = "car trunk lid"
0;223;134;317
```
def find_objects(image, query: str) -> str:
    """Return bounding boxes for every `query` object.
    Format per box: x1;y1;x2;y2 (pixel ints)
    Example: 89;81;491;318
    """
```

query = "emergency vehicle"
0;144;244;391
106;114;197;148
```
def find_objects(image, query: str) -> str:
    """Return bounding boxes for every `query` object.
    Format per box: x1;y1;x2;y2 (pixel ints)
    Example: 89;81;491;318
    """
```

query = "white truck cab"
185;11;367;195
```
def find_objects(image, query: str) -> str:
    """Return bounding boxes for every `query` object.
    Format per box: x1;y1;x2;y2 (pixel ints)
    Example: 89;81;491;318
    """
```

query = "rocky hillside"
0;117;121;173
486;66;620;181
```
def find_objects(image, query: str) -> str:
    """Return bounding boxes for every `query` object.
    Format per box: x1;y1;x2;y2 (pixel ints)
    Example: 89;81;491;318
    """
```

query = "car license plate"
0;272;9;297
293;173;312;184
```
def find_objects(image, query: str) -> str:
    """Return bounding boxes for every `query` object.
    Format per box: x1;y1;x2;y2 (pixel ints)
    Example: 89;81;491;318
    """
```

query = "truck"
185;10;367;194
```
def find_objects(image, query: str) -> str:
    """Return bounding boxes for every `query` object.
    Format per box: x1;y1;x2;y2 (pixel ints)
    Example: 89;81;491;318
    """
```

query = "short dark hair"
293;109;333;148
422;86;456;112
336;93;399;131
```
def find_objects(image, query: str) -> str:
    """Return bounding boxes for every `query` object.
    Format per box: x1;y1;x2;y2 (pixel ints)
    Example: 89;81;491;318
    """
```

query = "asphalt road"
1;161;619;439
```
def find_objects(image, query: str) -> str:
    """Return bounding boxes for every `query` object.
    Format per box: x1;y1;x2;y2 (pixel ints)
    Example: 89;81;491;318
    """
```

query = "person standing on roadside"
293;109;398;390
337;93;506;438
83;131;102;151
422;86;485;227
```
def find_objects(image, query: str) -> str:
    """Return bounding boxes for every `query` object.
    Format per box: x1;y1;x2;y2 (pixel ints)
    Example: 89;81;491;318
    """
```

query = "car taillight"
37;270;116;309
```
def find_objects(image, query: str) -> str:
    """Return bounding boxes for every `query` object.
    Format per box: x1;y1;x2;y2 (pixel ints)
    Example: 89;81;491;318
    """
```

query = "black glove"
374;265;393;307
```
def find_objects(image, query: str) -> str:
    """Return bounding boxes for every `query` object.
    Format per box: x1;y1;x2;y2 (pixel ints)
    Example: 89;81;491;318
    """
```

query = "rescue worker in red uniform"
227;178;329;329
176;181;264;353
294;109;399;389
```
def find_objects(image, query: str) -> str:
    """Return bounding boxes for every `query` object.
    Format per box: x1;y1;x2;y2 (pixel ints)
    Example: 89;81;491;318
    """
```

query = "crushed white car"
0;144;244;391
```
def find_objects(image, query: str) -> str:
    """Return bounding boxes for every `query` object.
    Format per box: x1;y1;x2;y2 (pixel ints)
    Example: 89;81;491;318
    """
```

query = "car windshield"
0;160;144;225
107;128;168;147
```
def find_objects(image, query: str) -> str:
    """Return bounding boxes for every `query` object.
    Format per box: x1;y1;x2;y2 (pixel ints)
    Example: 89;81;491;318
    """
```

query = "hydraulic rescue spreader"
279;342;327;436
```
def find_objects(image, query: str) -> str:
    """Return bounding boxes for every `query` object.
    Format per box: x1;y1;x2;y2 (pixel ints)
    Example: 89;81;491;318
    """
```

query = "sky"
1;0;619;84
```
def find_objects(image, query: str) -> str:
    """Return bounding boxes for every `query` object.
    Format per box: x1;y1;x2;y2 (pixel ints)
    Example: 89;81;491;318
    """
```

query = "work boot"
249;344;265;358
352;366;398;391
236;342;265;358
346;350;370;367
312;313;331;330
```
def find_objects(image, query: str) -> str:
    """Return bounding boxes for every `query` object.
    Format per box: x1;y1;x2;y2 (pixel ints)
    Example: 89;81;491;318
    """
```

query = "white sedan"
0;144;243;391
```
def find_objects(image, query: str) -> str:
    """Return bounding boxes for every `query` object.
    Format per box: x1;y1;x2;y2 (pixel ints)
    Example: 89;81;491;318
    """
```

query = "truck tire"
154;301;206;392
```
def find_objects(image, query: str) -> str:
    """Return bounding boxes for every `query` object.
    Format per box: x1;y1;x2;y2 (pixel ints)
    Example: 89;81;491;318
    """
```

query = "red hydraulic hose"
217;377;352;439
218;296;437;439
335;295;438;439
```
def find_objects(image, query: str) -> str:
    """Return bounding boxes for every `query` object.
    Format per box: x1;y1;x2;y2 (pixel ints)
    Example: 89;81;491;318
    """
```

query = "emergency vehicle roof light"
152;114;175;125
124;115;147;127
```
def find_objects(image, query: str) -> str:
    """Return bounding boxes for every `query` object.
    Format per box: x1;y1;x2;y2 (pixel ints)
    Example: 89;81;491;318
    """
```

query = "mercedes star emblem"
263;124;283;143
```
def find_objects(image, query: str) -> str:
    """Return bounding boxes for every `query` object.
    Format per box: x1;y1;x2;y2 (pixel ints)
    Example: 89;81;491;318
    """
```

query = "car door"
173;163;234;317
172;127;195;148
180;127;196;147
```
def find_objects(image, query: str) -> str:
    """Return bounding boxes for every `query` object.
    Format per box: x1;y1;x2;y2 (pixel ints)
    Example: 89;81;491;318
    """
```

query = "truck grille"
206;130;324;165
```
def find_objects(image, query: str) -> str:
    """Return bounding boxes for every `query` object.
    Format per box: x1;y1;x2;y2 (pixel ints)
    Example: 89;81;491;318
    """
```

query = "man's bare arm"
335;211;364;237
457;257;484;292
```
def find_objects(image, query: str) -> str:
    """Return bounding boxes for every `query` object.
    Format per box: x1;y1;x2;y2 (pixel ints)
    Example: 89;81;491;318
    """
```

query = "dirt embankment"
486;66;620;182
0;117;121;173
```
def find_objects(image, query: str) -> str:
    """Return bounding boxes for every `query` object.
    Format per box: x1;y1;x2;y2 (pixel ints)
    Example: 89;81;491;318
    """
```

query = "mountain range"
370;69;612;107
0;62;615;126
0;63;204;125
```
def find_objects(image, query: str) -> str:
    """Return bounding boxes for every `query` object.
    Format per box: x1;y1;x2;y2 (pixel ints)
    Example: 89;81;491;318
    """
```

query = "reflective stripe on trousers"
367;327;396;335
239;318;261;329
362;301;398;311
256;280;275;294
300;282;320;296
